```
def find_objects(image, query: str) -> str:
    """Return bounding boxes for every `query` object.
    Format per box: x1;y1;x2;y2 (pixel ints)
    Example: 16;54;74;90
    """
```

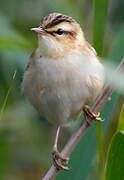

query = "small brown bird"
22;13;104;170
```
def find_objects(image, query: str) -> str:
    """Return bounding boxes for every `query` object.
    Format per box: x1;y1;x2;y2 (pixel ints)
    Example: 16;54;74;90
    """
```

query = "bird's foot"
52;150;70;171
83;105;103;125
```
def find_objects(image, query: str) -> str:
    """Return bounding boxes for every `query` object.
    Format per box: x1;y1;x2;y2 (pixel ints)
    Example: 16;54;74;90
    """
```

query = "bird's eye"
55;29;64;35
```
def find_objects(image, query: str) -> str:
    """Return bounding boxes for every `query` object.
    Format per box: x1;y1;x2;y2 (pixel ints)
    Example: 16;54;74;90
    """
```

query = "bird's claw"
83;105;104;125
52;150;70;171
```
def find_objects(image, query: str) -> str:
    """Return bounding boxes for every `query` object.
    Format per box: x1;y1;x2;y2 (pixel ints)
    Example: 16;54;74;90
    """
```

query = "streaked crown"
41;13;76;29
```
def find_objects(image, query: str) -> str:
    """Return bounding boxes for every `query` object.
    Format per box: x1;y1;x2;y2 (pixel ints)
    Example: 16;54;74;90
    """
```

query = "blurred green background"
0;0;124;180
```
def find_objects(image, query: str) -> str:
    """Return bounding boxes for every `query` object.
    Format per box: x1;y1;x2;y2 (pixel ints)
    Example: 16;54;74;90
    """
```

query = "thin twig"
42;58;124;180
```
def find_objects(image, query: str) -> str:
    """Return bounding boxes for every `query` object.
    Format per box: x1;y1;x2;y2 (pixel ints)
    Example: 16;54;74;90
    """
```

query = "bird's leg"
52;126;70;171
83;105;103;125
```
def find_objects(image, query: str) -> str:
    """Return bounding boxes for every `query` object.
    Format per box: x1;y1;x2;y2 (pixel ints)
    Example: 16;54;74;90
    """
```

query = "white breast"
22;52;104;126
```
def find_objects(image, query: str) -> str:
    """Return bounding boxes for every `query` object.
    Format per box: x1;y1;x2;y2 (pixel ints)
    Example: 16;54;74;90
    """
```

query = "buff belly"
22;54;104;126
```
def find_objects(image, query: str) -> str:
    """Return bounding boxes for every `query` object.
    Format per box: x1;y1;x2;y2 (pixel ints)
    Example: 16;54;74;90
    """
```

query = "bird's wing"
85;41;97;56
25;51;36;71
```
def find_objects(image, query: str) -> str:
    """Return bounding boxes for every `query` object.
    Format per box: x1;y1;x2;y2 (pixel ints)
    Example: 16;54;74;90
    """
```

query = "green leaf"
93;0;109;56
118;102;124;131
93;0;109;177
105;131;124;180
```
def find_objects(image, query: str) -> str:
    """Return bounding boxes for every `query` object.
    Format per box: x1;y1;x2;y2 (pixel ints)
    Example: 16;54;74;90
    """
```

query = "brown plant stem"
42;58;124;180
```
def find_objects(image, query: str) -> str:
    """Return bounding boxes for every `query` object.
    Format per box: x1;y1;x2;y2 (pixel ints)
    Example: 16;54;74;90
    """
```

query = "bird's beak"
31;27;47;35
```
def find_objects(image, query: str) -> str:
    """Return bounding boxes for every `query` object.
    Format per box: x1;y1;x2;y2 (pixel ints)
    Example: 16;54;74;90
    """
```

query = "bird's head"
31;13;86;58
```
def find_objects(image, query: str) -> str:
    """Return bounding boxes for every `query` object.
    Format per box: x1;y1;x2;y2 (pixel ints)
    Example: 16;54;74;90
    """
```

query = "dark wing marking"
25;51;36;71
